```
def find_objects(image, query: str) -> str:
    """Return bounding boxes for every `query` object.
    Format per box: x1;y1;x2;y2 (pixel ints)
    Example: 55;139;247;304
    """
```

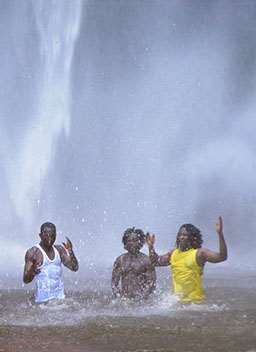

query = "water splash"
7;0;82;223
1;290;228;327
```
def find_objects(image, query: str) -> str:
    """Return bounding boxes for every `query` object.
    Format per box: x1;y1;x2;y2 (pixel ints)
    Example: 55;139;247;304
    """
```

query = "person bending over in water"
112;227;156;300
146;216;227;304
23;222;79;303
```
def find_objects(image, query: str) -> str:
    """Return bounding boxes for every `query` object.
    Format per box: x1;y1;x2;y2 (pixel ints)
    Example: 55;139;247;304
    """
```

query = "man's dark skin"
145;217;227;303
23;223;79;284
111;228;156;300
146;217;227;267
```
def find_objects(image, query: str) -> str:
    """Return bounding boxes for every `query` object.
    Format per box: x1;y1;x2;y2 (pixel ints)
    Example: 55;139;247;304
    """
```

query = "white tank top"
35;244;65;303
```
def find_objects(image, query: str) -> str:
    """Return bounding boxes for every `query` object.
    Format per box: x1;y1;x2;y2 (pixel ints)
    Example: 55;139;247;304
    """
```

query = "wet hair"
122;227;145;246
176;224;203;249
40;222;56;234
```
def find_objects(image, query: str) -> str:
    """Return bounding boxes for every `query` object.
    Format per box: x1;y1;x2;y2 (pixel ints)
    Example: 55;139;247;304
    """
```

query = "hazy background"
0;0;256;285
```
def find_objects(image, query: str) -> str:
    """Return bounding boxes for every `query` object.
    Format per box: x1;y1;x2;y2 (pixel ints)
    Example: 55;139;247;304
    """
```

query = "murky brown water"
1;271;256;352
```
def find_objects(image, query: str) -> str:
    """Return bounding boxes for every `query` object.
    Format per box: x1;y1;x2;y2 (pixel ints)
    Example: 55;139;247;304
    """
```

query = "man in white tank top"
23;222;79;303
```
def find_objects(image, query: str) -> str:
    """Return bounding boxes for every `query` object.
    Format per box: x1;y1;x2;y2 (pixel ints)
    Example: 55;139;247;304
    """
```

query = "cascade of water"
7;0;82;225
1;0;256;276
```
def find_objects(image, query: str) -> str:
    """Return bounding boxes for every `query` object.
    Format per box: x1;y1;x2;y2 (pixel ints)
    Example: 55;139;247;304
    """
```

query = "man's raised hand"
62;237;73;251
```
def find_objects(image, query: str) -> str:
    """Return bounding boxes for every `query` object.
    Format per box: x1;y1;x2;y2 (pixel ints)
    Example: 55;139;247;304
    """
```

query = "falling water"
1;2;256;351
7;0;82;225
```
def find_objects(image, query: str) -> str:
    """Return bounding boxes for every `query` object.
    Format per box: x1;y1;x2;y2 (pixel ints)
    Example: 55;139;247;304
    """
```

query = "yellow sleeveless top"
170;248;204;303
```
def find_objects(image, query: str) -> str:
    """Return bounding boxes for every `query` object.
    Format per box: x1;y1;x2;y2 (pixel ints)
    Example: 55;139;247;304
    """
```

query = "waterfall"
8;0;82;223
1;0;256;274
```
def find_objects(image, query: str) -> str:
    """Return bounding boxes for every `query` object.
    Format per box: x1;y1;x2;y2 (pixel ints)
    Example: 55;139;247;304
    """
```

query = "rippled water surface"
1;270;256;352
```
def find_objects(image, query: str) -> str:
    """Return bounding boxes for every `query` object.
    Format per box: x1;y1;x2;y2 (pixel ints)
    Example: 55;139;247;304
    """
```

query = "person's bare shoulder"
196;247;208;257
113;253;126;265
25;246;40;257
195;247;211;264
116;253;129;260
54;244;65;255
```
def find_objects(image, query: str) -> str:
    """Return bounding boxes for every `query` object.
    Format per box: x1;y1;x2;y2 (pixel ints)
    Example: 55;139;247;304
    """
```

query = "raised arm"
23;248;41;284
146;233;172;266
111;257;122;298
56;237;79;271
197;216;227;265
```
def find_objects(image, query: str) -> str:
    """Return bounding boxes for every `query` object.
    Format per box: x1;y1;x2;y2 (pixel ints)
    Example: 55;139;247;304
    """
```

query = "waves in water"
0;289;228;327
1;272;256;351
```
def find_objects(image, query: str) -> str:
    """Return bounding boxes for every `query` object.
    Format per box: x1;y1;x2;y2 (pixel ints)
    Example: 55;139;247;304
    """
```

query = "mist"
1;0;256;282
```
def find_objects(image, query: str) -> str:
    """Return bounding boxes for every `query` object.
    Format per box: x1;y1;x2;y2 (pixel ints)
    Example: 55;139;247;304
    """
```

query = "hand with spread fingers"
62;237;73;252
145;233;155;248
23;222;79;304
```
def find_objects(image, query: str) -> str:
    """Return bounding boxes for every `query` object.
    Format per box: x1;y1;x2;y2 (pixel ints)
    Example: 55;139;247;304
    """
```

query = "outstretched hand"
215;216;223;235
145;233;155;247
62;237;73;251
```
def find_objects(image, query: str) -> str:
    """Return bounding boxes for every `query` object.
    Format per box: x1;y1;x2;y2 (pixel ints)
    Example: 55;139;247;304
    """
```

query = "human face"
39;226;56;249
124;233;142;254
176;227;191;251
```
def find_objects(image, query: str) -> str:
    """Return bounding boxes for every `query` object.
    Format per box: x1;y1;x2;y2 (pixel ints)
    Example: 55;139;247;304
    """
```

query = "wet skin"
176;227;192;252
23;226;79;284
111;234;156;300
146;216;227;267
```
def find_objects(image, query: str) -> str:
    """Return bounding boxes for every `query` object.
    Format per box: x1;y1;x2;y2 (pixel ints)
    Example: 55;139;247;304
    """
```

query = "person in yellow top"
146;216;227;303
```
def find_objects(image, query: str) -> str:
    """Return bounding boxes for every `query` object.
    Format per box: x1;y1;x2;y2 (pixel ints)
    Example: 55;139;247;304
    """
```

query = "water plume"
7;0;82;226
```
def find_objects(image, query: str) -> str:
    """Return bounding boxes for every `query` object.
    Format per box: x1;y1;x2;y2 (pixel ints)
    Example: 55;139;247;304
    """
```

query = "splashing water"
0;289;228;327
